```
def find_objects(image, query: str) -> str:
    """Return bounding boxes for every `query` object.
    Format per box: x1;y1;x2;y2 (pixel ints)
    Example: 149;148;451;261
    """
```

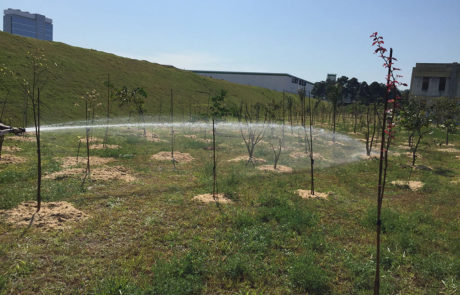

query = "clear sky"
2;0;460;87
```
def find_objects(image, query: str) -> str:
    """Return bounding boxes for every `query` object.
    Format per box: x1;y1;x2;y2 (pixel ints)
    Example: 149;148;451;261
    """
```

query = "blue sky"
2;0;460;87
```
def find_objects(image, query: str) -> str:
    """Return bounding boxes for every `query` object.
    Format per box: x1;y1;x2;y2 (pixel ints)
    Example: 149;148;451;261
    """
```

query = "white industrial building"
192;70;314;95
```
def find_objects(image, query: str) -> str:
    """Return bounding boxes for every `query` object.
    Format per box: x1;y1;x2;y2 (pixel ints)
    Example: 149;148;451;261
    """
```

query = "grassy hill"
0;31;286;126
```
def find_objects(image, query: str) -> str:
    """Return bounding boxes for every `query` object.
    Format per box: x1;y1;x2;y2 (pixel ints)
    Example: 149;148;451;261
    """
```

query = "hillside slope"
0;31;285;126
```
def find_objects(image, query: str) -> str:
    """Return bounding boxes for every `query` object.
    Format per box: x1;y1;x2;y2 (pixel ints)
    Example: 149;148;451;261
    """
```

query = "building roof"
4;8;52;23
192;70;313;85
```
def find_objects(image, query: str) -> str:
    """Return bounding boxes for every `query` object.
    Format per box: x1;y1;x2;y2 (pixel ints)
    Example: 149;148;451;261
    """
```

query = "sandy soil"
351;152;379;160
456;155;460;160
397;145;411;151
0;154;27;164
44;168;85;180
289;151;327;161
90;144;120;150
0;201;88;231
183;134;211;143
151;151;194;163
296;189;329;199
437;148;459;153
404;152;422;159
227;155;267;164
390;180;424;191
2;146;22;152
57;156;115;169
45;165;135;182
79;137;103;144
256;165;293;173
144;131;167;142
91;166;136;182
7;135;35;142
192;193;232;204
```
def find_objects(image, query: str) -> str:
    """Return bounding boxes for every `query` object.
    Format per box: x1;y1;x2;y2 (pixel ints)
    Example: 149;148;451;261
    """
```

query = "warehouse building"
192;70;314;95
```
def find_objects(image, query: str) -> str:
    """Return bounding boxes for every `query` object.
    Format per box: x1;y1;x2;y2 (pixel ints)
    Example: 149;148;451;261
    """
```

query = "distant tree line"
311;76;409;105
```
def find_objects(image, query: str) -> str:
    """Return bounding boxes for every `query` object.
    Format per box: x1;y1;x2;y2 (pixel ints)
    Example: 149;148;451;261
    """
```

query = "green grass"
0;121;458;294
0;31;289;126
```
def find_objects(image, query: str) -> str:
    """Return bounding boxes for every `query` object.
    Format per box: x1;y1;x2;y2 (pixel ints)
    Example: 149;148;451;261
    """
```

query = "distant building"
326;73;337;82
191;70;314;95
3;8;53;41
410;63;460;100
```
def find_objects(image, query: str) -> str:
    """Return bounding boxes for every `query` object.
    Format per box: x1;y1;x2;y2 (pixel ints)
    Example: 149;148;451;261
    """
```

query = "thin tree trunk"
0;135;4;160
170;89;176;169
212;117;216;198
374;48;393;295
104;73;110;147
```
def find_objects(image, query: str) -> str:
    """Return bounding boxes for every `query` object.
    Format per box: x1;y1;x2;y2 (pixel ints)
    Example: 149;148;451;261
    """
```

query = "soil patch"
183;134;211;143
57;156;115;169
256;165;293;173
437;148;459;153
0;154;27;164
0;201;88;231
91;166;136;182
79;137;102;144
192;193;232;204
151;151;194;163
289;151;327;161
296;189;329;199
145;132;167;142
90;144;120;150
390;180;424;191
352;152;379;160
7;135;35;142
2;146;22;152
228;155;266;164
45;166;135;182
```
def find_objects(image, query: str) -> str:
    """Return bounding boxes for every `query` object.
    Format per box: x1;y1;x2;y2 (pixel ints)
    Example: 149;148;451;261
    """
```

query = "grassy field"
0;117;459;294
0;31;286;126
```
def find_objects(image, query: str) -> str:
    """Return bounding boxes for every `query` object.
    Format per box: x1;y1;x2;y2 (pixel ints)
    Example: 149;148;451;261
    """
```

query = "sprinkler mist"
29;117;368;168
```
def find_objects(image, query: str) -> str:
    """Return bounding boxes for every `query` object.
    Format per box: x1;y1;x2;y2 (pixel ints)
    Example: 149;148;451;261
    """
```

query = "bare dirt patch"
79;137;103;144
45;165;134;182
192;193;232;204
2;146;22;152
296;189;329;199
437;148;459;153
44;168;85;180
456;155;460;160
151;151;194;163
256;165;293;173
183;134;211;143
0;154;27;164
91;166;136;182
390;180;424;191
7;135;35;142
397;145;411;151
289;151;327;161
0;201;88;231
404;152;422;159
144;131;167;142
57;156;115;169
90;144;120;150
351;152;379;160
228;155;267;164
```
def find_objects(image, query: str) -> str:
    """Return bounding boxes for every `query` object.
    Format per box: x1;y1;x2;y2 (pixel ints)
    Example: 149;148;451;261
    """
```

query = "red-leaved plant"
370;32;407;295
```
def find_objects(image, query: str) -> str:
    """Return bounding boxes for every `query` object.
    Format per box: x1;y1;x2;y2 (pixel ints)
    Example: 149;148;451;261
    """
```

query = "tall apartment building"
3;8;53;41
